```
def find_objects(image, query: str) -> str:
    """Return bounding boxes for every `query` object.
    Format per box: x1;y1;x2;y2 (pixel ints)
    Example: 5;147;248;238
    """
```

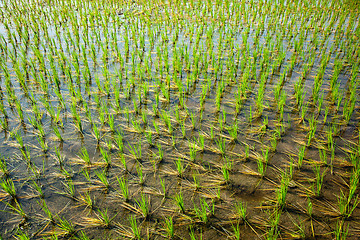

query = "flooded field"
0;0;359;239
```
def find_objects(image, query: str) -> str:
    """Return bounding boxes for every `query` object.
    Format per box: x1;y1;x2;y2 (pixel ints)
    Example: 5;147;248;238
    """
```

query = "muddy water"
0;0;359;239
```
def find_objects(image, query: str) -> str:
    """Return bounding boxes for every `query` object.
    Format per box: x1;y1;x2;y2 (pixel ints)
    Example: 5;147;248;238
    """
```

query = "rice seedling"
193;198;213;224
117;176;130;202
189;225;202;240
31;180;44;199
311;165;327;198
174;190;185;213
0;178;17;200
81;208;117;228
77;190;94;211
99;146;111;167
0;155;9;177
60;179;76;199
3;199;28;221
297;145;306;169
215;137;226;156
78;147;91;166
127;142;142;161
56;216;76;237
95;169;110;191
334;220;349;240
175;157;185;178
163;216;175;239
14;229;30;240
134;193;150;219
257;157;267;178
37;198;54;223
128;215;141;239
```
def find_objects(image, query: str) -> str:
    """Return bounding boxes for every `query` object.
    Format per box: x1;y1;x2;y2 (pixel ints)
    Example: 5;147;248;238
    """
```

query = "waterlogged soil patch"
0;0;359;239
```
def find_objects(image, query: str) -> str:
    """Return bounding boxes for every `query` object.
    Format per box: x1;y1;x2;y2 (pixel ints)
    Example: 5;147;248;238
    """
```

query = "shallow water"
0;0;359;239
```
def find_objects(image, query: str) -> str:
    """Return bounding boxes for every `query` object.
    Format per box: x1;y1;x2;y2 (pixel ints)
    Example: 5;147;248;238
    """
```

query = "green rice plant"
127;143;142;161
215;137;226;156
348;167;360;202
189;141;197;161
119;154;127;172
14;99;24;123
95;169;110;190
153;120;160;135
221;165;230;184
106;140;114;152
0;155;9;177
228;120;239;143
124;107;130;123
131;119;144;133
312;165;326;197
31;180;44;199
337;189;359;219
135;193;150;219
108;114;115;132
210;125;215;140
269;133;278;152
157;143;164;162
244;144;250;160
174;190;185;213
116;131;124;153
59;166;73;180
163;216;174;238
54;146;64;168
136;163;144;185
276;171;290;210
161;110;173;134
266;209;281;240
189;225;202;240
0;117;8;131
100;146;111;167
326;127;335;174
56;216;75;237
14;131;24;150
146;131;154;147
52;125;63;142
84;208;117;228
77;190;93;210
197;134;205;152
297;145;306;169
4;199;27;221
61;179;75;199
231;222;241;239
257;158;267;178
38;198;54;222
77;231;90;240
193;198;212;224
92;122;101;144
175;158;185;177
262;148;270;164
129;216;141;239
14;229;30;240
159;177;167;198
334;220;349;240
117;176;130;202
0;178;16;199
36;135;49;153
319;149;328;166
78;147;91;166
233;201;247;222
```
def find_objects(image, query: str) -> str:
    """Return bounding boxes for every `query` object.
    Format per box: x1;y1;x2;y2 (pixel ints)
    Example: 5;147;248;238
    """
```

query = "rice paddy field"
0;0;359;239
